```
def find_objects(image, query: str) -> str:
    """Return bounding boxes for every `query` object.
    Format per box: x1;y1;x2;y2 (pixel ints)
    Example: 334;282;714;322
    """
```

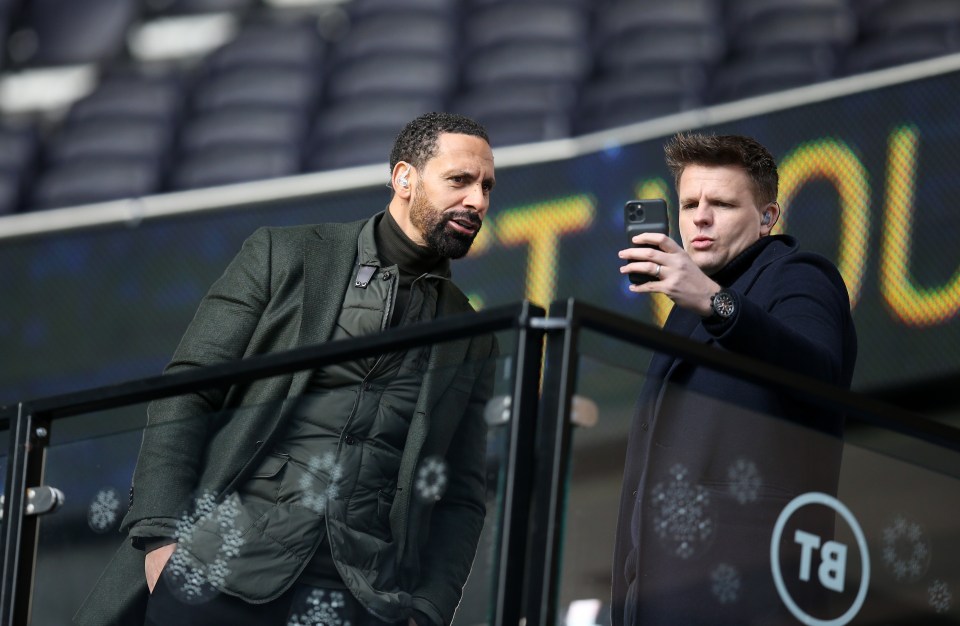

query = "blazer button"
640;422;649;432
345;435;357;445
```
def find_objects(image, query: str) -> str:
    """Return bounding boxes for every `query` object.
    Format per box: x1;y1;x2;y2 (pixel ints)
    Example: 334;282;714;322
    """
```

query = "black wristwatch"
709;288;736;320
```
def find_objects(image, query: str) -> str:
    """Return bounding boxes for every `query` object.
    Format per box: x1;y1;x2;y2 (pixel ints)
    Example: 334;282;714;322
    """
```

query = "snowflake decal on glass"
163;491;245;605
726;458;761;505
87;488;121;533
649;463;714;559
710;563;740;604
881;515;931;582
415;456;449;502
299;452;344;515
929;579;952;614
287;588;353;626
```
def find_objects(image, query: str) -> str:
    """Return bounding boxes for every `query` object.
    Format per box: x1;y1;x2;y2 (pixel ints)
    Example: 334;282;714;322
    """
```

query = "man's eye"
450;176;464;184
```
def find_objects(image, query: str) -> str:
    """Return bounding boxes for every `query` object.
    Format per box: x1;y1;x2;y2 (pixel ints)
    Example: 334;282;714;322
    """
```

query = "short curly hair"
389;112;489;172
664;132;778;205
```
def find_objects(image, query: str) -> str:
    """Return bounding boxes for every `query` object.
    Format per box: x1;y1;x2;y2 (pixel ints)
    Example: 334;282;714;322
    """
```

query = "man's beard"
410;188;481;259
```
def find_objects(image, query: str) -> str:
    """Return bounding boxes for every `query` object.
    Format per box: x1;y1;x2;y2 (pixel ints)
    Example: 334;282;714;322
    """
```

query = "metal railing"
3;299;958;626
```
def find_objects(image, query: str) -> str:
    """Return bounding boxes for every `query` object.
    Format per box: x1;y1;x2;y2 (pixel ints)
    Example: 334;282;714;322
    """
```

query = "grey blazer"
75;218;496;626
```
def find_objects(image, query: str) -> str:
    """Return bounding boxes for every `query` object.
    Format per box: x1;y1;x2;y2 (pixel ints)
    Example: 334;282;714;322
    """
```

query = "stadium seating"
0;0;14;71
4;0;960;212
143;0;256;17
169;144;300;189
5;0;137;67
455;1;590;144
168;18;323;187
28;70;182;209
0;123;38;214
843;0;960;73
715;0;855;100
30;159;163;209
584;0;720;130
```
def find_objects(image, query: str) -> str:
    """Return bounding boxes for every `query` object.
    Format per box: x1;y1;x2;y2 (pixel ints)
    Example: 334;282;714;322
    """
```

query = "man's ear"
391;162;413;198
760;201;781;235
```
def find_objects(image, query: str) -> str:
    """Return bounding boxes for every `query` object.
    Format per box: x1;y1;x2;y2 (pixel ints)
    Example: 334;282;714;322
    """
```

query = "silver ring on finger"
654;263;661;279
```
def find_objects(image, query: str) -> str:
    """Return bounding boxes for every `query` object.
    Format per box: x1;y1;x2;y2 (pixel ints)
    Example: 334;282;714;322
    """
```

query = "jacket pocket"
241;452;289;504
377;489;395;522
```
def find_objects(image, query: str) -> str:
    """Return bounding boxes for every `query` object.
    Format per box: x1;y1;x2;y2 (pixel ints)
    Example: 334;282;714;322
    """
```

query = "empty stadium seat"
305;97;439;171
332;14;454;62
590;0;722;126
6;0;137;67
179;108;308;154
30;159;163;209
45;119;175;166
843;35;960;74
725;0;856;53
465;3;590;54
169;145;301;189
66;73;185;125
855;0;960;35
311;97;440;144
0;123;39;214
347;0;458;20
192;65;321;114
0;173;18;215
204;19;326;72
596;0;724;60
144;0;256;16
453;84;575;145
326;54;456;102
464;41;592;89
0;0;13;71
844;0;960;73
307;133;393;171
577;70;706;133
19;70;186;211
710;51;837;102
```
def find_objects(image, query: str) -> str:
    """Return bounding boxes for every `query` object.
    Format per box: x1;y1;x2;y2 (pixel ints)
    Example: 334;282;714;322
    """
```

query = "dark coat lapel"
417;280;473;415
288;222;362;398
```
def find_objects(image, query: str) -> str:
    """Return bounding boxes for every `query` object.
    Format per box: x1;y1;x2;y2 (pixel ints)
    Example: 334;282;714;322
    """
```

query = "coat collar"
649;235;799;381
287;217;474;400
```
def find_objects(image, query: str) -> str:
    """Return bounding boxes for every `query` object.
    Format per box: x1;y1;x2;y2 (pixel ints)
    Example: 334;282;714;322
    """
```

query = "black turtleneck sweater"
375;209;448;328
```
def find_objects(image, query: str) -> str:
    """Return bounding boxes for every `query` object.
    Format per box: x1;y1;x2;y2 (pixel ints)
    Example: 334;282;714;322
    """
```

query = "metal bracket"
0;487;64;521
529;318;568;330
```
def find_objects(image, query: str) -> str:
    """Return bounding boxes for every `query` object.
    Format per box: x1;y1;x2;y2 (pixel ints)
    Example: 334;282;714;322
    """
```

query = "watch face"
713;291;736;318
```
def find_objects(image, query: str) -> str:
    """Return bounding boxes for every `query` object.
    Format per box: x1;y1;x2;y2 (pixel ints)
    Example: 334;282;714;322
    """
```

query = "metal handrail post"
492;302;547;626
1;403;50;626
524;299;581;626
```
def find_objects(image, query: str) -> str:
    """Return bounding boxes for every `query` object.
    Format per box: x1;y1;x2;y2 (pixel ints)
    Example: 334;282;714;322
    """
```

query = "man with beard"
75;113;498;626
613;133;856;625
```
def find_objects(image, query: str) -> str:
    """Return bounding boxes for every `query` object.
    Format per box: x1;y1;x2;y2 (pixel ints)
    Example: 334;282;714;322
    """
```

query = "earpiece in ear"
761;212;771;226
398;168;410;188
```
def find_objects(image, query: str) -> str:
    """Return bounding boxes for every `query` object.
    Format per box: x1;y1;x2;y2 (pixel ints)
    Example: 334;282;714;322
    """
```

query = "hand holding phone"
624;199;669;285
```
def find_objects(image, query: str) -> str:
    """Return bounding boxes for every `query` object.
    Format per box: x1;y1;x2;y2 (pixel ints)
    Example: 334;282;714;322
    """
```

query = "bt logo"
771;493;870;626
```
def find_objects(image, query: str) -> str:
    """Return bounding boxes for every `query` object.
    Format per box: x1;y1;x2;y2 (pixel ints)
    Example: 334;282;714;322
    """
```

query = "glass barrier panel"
1;423;8;541
22;331;519;626
554;334;653;626
555;329;960;626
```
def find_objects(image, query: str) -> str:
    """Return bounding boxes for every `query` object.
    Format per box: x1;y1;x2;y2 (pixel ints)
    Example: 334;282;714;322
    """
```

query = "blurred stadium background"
0;0;958;213
2;1;960;623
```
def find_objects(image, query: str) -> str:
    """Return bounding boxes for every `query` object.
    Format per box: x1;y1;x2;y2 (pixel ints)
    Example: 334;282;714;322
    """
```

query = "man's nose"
692;203;712;224
464;183;488;216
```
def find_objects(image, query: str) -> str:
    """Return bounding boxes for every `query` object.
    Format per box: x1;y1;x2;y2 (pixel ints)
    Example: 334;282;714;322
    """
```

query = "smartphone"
624;199;669;285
